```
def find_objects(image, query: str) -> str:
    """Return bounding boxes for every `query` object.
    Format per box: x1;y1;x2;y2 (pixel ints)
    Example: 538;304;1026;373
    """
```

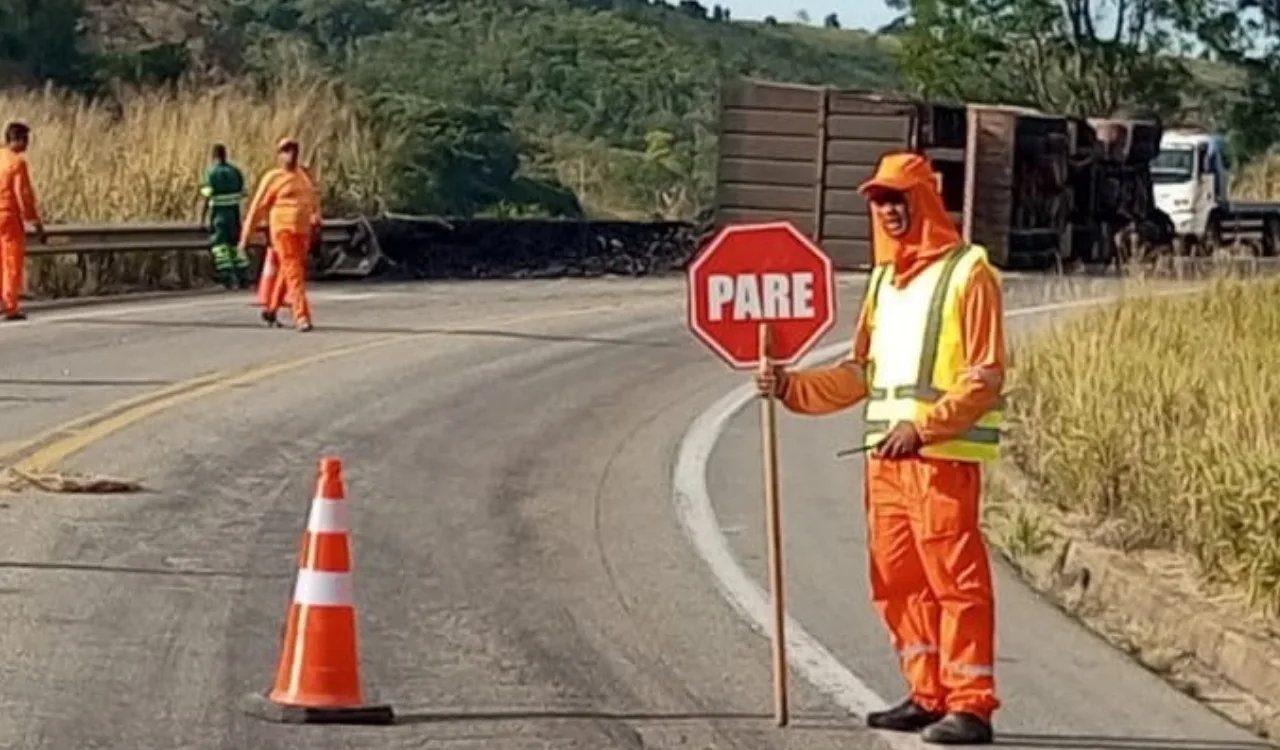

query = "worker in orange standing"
239;138;321;332
757;150;1004;745
0;121;45;321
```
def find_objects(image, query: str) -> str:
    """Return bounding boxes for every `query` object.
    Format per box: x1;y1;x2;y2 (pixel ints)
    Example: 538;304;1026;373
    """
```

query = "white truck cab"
1151;129;1228;239
1151;128;1280;253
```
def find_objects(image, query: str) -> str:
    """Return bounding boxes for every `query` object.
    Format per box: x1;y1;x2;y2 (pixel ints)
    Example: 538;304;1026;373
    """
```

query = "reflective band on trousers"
946;662;994;677
900;643;939;659
862;244;1003;462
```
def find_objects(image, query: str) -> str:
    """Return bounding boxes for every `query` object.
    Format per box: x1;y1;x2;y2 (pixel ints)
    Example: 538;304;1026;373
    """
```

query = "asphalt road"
0;275;1268;750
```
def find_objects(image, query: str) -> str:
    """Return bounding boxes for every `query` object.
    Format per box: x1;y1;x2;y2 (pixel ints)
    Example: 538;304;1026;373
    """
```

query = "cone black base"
240;692;395;725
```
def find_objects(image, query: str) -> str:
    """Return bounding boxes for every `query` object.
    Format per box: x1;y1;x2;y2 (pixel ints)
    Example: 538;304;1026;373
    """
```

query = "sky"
718;1;897;31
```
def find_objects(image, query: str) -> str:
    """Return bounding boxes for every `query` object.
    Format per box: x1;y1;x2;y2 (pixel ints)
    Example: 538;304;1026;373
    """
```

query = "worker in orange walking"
239;138;321;331
263;163;318;311
0;121;45;320
757;150;1004;745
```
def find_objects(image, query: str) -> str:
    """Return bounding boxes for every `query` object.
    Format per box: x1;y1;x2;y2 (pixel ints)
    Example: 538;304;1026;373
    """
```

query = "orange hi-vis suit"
0;147;41;316
263;165;318;310
779;152;1005;723
242;164;321;325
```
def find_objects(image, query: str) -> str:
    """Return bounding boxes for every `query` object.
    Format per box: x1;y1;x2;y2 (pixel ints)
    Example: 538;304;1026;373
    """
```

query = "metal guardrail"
23;218;378;278
25;219;360;256
16;218;1280;284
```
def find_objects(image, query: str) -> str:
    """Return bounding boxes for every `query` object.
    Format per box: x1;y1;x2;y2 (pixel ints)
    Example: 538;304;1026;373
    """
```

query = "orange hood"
858;151;962;282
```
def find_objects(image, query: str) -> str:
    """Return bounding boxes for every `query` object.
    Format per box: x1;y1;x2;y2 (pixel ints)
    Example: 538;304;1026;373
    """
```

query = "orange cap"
858;150;962;266
857;151;937;198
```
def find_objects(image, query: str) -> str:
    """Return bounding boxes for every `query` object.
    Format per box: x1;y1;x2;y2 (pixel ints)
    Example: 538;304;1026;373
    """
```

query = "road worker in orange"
757;150;1003;745
263;163;318;311
0;121;45;320
239;138;321;332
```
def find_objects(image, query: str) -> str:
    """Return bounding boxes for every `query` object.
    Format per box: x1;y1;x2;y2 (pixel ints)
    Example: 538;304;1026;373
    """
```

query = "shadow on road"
392;709;838;726
996;734;1273;749
58;318;679;349
389;711;1273;748
0;559;289;580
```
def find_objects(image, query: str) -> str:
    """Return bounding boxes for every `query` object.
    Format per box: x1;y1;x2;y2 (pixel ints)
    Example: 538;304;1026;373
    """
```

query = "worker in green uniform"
199;144;251;289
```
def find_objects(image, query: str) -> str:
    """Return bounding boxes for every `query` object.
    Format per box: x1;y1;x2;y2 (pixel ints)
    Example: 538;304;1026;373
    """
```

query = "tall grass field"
1006;277;1280;615
5;75;397;297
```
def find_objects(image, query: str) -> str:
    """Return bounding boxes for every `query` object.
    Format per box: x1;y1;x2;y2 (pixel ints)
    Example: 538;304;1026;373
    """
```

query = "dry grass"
1007;276;1280;614
1233;154;1280;200
4;71;400;297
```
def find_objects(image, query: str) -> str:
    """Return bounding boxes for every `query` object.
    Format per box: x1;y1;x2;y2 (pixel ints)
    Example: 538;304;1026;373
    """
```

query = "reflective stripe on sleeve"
864;419;999;445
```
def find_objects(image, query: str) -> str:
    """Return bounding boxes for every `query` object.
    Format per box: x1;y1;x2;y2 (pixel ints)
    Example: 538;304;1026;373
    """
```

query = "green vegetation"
5;0;1280;225
2;0;899;223
1008;278;1280;614
889;0;1280;165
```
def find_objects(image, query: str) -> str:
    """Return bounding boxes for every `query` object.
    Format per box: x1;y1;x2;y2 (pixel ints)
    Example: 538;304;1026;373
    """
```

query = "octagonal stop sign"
687;222;836;369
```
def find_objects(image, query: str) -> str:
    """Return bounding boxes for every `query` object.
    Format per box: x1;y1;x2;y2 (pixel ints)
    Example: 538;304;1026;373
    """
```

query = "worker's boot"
920;712;993;745
4;311;26;321
212;256;233;289
296;318;313;333
232;259;251;290
261;309;280;328
865;699;945;732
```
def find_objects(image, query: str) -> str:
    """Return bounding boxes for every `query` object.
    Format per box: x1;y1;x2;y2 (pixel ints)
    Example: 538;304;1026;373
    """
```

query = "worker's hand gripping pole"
757;323;790;727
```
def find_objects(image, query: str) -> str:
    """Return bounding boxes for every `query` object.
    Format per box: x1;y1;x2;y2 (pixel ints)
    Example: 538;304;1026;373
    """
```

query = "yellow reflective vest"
862;244;1003;462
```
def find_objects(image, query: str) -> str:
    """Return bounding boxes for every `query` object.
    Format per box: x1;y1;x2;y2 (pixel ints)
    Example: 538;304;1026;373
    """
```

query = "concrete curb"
988;465;1280;744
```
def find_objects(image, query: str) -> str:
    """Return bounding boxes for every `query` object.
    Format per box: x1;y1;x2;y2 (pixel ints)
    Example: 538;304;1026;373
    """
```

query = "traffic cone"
253;247;290;308
241;457;394;725
253;248;276;306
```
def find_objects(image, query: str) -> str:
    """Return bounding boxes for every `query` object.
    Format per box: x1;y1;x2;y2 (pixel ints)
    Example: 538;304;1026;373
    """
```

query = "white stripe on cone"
293;569;354;606
306;497;349;533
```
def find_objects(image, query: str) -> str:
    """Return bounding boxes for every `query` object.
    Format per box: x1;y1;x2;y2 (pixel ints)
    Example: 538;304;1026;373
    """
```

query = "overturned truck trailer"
713;77;1167;270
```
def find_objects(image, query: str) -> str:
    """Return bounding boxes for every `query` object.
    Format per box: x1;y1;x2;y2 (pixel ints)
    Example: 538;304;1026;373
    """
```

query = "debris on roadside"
2;467;144;494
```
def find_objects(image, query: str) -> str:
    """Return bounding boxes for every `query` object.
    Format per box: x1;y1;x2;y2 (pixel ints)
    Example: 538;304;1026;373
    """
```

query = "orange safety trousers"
264;246;292;308
266;228;311;324
865;455;1000;720
0;217;25;315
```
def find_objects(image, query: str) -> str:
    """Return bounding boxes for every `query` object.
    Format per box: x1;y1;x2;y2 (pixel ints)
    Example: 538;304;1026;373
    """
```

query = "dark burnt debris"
367;215;716;280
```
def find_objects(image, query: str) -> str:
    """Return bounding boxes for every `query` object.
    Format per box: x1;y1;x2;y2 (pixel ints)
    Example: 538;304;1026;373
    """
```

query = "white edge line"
671;287;1202;741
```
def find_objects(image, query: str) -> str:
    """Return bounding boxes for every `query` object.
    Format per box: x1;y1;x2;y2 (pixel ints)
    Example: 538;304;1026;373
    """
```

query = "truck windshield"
1151;147;1194;184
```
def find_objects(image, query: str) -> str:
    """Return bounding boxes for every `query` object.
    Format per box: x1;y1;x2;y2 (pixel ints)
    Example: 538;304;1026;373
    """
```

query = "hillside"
50;0;897;220
10;1;1275;223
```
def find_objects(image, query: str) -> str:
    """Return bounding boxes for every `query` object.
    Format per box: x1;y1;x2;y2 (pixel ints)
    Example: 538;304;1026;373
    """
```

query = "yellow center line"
5;300;663;473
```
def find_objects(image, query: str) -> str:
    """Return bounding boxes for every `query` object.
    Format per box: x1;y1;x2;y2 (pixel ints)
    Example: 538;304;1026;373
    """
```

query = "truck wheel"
1204;218;1224;256
1264;218;1280;257
1172;234;1195;257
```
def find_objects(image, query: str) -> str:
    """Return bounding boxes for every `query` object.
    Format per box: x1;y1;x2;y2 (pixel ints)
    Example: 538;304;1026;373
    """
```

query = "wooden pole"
757;323;789;727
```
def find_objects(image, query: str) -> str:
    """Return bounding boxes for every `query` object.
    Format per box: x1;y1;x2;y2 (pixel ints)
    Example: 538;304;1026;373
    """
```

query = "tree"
1184;1;1280;162
677;0;708;19
885;0;1194;118
795;9;810;23
0;0;91;87
365;93;542;216
887;0;1280;163
823;12;839;29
